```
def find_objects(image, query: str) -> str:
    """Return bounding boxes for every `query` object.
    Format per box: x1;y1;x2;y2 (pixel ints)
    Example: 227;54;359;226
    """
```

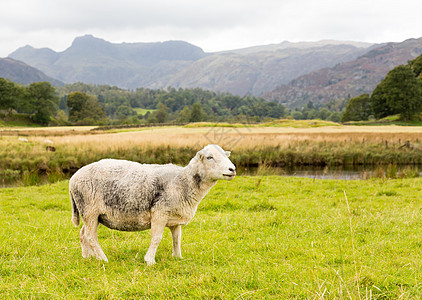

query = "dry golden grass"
2;124;422;186
3;125;422;152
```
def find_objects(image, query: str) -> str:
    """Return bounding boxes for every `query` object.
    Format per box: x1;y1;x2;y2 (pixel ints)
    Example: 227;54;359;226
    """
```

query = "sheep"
69;144;236;265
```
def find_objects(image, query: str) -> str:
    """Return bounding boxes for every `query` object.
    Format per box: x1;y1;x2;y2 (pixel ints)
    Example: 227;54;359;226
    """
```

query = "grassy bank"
1;177;422;298
1;125;422;186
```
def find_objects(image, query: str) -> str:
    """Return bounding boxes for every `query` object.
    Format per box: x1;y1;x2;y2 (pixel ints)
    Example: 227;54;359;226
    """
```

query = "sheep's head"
194;144;236;181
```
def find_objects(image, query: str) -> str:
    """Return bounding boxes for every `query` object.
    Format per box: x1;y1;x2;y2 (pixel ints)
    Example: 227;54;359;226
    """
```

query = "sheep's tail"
70;190;80;227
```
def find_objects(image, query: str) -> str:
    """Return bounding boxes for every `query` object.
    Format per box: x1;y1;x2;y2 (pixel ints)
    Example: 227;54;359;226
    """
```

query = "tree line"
342;54;422;122
58;85;287;125
0;80;59;124
0;79;346;125
0;80;287;125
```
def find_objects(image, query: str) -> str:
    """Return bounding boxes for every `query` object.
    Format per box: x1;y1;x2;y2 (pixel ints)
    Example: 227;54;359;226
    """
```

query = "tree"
54;110;69;125
409;54;422;77
116;105;136;121
67;92;106;124
178;106;191;123
0;78;18;112
371;65;422;120
154;103;169;123
27;82;59;124
317;108;331;120
189;103;204;122
292;110;303;120
341;94;372;122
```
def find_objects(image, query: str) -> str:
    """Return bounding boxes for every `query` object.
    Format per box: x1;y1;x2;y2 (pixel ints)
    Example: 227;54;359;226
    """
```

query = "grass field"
1;176;422;298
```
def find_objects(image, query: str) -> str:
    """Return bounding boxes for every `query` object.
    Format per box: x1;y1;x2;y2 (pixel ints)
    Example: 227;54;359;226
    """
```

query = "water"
239;165;422;180
2;164;422;188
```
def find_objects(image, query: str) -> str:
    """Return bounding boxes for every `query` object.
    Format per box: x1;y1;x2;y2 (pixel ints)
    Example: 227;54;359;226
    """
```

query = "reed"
1;125;422;185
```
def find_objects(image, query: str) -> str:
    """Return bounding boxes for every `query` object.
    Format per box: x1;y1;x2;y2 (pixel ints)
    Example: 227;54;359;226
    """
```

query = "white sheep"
69;144;236;265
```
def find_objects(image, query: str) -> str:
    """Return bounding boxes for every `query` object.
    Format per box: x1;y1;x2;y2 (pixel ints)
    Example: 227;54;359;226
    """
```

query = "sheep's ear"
225;151;231;157
196;150;205;161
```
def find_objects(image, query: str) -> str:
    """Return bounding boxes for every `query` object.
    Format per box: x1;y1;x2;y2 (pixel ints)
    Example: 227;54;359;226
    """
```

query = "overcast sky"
1;0;421;57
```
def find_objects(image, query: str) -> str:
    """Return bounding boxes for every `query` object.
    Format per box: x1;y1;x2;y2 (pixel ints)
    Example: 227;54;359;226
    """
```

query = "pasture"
1;176;422;298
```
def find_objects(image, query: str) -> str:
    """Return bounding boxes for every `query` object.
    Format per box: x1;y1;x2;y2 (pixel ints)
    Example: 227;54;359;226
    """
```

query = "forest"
0;80;289;125
0;79;351;126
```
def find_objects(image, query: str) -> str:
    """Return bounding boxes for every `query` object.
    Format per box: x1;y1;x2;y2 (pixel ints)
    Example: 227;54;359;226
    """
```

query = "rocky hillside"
9;35;371;95
167;44;370;96
9;35;207;89
0;57;62;86
265;38;422;108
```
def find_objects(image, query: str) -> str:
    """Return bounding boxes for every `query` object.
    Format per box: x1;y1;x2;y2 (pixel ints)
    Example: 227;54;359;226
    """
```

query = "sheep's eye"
207;156;214;160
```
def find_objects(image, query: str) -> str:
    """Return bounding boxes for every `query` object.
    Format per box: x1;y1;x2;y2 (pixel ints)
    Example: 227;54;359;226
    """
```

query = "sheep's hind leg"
82;217;108;262
170;225;183;259
80;225;90;258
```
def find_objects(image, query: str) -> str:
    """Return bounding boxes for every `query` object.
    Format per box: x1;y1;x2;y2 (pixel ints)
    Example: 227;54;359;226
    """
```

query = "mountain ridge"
0;57;63;86
264;37;422;108
7;35;422;109
8;35;372;94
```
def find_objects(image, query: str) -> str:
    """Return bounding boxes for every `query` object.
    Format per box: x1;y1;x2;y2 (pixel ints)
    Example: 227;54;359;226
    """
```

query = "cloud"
1;0;272;31
0;0;421;56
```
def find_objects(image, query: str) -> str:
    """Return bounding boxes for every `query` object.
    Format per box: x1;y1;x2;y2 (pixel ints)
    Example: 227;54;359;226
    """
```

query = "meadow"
1;123;422;186
1;176;422;298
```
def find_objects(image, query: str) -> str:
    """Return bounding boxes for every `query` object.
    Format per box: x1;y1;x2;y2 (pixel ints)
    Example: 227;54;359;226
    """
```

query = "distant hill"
167;44;371;96
265;38;422;108
9;35;208;89
0;57;62;86
9;35;371;95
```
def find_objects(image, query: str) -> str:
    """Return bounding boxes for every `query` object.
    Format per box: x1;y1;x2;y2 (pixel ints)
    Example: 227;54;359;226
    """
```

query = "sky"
1;0;421;57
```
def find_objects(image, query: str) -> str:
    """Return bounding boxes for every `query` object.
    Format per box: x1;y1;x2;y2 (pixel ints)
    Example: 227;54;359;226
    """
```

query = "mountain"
0;57;62;86
265;38;422;108
167;44;371;96
9;35;208;89
9;35;371;95
220;40;373;55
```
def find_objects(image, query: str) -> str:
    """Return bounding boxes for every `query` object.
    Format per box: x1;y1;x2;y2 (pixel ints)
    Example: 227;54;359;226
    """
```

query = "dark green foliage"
178;106;191;123
0;78;59;124
115;105;136;120
409;55;422;77
153;103;169;123
57;83;286;122
189;102;204;122
26;82;59;124
341;94;372;122
67;92;106;124
371;65;421;120
0;78;19;111
291;98;348;122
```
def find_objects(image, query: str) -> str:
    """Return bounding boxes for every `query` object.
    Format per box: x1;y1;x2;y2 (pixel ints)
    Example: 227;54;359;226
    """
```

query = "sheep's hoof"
99;256;109;263
172;254;183;259
144;257;156;266
145;260;156;266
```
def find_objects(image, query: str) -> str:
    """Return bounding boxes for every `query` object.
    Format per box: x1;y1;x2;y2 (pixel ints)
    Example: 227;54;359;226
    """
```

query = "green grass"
184;119;340;128
345;115;422;126
0;113;41;127
133;108;156;116
1;177;422;298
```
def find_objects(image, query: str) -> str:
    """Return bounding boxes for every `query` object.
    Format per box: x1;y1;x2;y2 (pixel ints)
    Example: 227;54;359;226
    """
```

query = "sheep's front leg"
144;218;166;266
170;225;183;259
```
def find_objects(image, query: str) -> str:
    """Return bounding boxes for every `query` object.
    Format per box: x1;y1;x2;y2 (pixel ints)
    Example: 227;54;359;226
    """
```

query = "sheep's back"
70;159;183;213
